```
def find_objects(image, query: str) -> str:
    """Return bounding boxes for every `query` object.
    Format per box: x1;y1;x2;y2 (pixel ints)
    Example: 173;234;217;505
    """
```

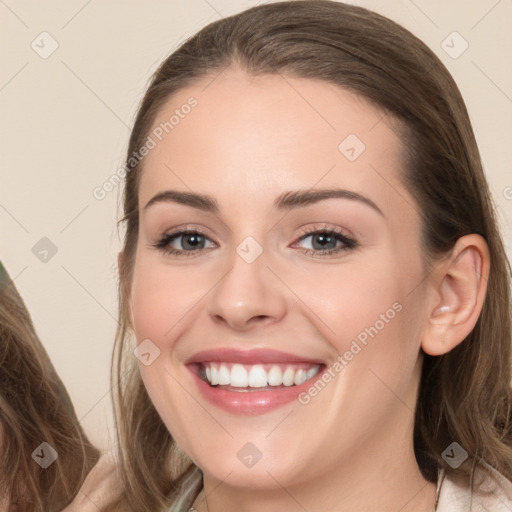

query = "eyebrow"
143;188;384;217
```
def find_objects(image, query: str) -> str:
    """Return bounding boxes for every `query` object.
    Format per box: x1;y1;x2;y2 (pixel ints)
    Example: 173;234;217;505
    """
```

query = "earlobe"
421;234;490;356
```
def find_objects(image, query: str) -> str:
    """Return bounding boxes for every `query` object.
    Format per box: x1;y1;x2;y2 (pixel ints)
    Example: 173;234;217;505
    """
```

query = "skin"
125;66;489;512
62;453;123;512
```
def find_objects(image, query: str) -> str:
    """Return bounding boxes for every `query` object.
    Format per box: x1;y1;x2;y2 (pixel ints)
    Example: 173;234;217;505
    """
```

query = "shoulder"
61;452;124;512
437;460;512;511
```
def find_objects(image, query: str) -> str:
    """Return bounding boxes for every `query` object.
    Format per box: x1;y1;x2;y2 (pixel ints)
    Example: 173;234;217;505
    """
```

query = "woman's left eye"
153;227;357;257
293;229;357;257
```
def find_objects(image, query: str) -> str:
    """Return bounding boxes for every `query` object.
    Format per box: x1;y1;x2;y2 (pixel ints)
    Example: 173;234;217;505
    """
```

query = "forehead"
138;67;410;217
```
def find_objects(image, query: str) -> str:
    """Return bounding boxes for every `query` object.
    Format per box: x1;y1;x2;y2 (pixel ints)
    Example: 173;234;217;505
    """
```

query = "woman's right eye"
153;230;216;257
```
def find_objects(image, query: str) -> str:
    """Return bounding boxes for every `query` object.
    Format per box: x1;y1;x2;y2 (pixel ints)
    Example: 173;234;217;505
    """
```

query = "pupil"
183;234;204;250
313;233;335;250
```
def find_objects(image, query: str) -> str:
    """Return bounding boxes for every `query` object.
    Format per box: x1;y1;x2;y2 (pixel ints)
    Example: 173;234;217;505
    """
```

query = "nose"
205;243;287;331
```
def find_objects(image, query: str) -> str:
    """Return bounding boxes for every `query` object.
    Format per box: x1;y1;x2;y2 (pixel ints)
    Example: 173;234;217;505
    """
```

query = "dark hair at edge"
110;1;512;509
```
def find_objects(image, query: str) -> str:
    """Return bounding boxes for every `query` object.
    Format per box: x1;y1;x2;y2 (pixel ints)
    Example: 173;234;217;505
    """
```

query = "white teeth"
230;364;248;387
294;369;307;386
282;367;295;386
267;366;283;386
210;366;219;385
306;367;318;380
201;362;322;388
248;365;268;388
218;365;230;385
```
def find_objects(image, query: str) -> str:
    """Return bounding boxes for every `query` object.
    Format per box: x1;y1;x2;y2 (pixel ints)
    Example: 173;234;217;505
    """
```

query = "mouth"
185;348;328;414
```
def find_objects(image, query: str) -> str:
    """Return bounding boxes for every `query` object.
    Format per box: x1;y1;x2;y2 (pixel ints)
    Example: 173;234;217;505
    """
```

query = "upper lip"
185;348;326;365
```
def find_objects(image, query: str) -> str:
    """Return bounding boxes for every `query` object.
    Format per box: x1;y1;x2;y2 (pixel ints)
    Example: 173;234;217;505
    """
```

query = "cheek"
130;257;201;348
296;257;405;339
130;257;199;436
291;252;423;384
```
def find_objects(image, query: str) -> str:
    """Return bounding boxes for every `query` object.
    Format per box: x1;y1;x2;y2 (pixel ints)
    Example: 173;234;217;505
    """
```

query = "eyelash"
152;225;358;258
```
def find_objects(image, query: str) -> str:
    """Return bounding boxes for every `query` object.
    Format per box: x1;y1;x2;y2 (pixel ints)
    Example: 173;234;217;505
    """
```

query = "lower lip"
188;365;325;415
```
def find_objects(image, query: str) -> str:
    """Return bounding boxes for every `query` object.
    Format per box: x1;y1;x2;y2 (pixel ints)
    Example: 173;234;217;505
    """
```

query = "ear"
421;234;490;356
118;251;134;331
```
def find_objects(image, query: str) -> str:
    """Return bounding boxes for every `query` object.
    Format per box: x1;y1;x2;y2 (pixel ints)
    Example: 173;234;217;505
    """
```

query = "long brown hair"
111;1;512;510
0;262;100;510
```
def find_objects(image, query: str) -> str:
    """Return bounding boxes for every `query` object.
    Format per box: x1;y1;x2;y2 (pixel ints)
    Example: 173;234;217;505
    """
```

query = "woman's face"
129;67;430;489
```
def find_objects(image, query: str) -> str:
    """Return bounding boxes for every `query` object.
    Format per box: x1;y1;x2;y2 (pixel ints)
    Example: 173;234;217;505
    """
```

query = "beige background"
1;0;511;451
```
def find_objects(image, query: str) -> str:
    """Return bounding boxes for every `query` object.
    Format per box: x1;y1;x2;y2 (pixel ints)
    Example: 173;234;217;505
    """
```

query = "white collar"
436;461;512;511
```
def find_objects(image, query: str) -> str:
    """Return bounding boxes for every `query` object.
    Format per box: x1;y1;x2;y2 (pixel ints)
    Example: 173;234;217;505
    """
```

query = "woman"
0;261;100;510
107;1;512;510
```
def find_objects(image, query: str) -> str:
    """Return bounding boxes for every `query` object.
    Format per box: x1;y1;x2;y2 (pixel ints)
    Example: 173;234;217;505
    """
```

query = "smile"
185;348;328;414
